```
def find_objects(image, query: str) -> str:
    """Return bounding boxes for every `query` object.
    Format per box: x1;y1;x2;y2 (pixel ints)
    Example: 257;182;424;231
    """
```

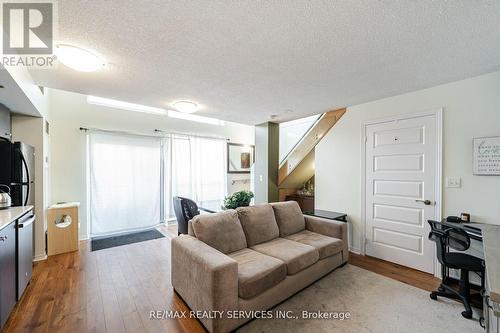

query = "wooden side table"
304;209;347;222
47;202;80;256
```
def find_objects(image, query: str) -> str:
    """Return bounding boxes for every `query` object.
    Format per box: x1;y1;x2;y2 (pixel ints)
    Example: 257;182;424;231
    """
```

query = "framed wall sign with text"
473;136;500;175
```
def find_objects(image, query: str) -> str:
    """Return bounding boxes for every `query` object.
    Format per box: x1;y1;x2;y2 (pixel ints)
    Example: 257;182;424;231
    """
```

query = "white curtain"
89;132;162;236
165;135;226;218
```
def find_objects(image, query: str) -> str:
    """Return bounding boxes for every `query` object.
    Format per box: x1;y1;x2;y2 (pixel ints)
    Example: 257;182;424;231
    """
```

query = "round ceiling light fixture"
173;101;199;114
55;44;106;72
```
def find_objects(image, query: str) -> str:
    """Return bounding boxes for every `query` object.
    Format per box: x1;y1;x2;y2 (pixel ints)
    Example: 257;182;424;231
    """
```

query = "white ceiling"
30;1;500;124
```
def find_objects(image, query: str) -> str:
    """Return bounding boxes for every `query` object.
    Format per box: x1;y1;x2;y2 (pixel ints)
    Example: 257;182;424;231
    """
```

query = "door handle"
415;199;433;206
18;216;35;228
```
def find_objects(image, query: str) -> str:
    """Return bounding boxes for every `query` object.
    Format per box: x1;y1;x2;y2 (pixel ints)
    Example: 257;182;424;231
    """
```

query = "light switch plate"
446;177;462;188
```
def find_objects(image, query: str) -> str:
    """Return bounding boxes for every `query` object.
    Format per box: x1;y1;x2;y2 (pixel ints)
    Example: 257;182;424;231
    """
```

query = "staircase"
278;108;346;201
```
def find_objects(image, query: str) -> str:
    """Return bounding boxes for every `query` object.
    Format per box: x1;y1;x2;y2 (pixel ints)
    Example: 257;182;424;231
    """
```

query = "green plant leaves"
222;190;254;210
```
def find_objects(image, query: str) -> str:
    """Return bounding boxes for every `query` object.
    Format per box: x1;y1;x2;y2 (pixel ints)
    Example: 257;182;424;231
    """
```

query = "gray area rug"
238;264;482;333
91;229;165;251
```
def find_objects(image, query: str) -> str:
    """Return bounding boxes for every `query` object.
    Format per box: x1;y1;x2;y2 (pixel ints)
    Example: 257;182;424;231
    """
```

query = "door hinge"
364;136;367;143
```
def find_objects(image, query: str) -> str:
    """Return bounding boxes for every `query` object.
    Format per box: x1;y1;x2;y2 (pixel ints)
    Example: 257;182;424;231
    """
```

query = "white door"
365;112;440;273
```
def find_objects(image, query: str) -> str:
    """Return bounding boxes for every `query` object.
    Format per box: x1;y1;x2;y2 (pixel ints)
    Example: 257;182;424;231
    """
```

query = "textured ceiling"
30;1;500;124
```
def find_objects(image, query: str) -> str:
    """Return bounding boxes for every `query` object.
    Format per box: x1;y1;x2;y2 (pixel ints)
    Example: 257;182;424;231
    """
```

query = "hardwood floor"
349;252;441;292
3;226;440;333
3;225;205;333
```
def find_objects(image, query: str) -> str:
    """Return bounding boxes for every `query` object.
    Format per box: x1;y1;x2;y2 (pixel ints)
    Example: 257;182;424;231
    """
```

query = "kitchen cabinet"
0;221;16;328
0;107;11;141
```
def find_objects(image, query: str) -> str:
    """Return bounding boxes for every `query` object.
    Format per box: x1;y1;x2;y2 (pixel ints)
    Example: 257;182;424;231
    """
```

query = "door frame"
360;108;443;276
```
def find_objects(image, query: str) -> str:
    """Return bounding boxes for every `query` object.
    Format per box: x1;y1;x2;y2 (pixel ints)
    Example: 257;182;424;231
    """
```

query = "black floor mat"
91;229;165;251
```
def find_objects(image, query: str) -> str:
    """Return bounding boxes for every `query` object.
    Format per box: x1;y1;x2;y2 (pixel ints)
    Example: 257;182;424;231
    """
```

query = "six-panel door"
365;114;437;273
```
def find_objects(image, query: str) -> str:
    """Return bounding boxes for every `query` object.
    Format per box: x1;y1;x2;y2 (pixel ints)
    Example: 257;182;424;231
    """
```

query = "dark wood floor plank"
3;225;440;333
349;252;441;292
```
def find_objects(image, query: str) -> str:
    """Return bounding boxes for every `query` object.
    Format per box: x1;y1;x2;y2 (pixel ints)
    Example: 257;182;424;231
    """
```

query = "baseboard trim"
33;253;47;262
349;247;361;255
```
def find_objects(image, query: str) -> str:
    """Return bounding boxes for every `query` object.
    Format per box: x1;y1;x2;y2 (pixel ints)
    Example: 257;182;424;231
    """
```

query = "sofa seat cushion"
270;201;305;237
285;230;343;259
237;204;280;247
191;209;247;254
251;238;319;275
228;248;287;299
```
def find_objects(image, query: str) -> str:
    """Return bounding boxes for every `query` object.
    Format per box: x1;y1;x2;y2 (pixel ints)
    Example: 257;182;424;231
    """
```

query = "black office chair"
173;197;200;235
428;220;485;319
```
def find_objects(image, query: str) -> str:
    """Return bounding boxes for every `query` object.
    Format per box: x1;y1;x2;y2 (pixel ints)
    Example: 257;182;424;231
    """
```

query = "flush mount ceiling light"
87;96;168;115
55;44;106;72
172;101;199;114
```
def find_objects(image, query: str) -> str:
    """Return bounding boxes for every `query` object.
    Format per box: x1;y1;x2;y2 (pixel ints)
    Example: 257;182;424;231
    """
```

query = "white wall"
316;71;500;252
5;66;49;118
49;89;254;239
12;115;50;261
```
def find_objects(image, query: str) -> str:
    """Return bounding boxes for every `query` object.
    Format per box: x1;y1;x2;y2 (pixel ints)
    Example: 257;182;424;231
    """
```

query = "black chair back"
427;220;471;266
173;196;200;234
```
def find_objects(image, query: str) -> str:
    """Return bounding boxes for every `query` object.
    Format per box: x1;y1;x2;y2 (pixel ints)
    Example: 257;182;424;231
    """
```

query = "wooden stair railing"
278;108;346;187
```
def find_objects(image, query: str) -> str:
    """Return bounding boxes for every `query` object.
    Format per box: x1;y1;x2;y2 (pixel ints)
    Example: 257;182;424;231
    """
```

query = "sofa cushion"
236;204;279;247
251;238;319;275
270;201;306;237
285;230;343;259
191;210;247;254
228;248;286;299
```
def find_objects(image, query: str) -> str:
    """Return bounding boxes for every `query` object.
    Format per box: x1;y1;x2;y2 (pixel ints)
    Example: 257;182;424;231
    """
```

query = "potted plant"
222;190;254;210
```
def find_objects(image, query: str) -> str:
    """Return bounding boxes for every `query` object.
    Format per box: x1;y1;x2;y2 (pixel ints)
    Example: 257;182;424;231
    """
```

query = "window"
89;132;162;236
88;131;227;235
165;135;226;219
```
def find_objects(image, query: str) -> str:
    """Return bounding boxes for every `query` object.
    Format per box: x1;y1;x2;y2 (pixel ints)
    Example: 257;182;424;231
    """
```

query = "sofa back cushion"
270;201;305;237
191;209;247;254
236;204;279;247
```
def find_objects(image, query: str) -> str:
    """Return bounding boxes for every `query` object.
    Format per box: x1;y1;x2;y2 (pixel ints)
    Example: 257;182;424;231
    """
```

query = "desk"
197;200;224;214
439;221;500;331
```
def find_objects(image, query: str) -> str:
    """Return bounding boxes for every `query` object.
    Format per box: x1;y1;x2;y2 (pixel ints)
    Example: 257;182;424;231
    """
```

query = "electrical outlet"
446;177;462;188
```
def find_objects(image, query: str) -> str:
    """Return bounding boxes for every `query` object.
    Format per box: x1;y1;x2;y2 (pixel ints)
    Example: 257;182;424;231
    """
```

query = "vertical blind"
89;132;226;236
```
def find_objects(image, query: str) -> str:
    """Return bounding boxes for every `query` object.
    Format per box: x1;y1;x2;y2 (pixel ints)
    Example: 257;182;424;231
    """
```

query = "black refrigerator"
0;140;35;206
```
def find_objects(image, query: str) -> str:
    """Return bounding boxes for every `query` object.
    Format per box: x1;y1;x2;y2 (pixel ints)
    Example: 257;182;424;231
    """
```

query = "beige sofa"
171;201;348;333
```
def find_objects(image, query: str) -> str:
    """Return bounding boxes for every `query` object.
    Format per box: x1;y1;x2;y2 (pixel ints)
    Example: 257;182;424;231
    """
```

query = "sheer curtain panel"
164;135;226;219
89;132;162;236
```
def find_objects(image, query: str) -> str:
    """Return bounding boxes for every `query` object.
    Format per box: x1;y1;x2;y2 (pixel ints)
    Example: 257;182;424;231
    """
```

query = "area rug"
91;229;165;251
238;264;482;333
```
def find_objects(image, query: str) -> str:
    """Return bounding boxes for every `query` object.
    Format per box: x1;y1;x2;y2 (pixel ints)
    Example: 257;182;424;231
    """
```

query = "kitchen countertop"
0;206;34;230
480;224;500;316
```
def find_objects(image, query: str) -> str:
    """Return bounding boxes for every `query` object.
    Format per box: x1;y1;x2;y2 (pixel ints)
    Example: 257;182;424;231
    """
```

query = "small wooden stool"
47;202;80;256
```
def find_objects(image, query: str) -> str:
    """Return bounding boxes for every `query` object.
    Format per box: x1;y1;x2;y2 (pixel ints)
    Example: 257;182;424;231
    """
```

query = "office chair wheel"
479;317;485;328
461;310;473;319
430;292;438;300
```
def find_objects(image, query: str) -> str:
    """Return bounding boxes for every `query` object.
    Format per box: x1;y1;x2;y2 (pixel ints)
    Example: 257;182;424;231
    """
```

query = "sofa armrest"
171;235;238;333
304;215;349;263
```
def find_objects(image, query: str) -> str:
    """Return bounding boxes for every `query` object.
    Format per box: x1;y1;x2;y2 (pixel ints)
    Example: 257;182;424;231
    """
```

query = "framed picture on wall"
227;143;255;174
473;136;500;175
